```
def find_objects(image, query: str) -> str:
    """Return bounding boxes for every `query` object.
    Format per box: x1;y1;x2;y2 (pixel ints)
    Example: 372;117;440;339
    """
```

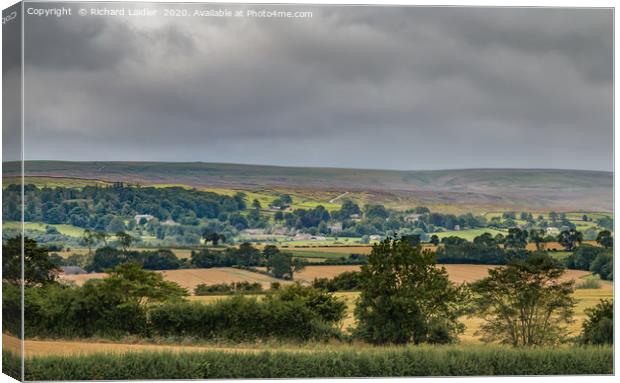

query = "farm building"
328;222;343;233
134;214;155;225
271;227;289;235
546;227;560;235
404;214;422;223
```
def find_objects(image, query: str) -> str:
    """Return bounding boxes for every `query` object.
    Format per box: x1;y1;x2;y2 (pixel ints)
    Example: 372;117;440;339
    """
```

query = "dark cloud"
20;4;613;171
3;3;22;162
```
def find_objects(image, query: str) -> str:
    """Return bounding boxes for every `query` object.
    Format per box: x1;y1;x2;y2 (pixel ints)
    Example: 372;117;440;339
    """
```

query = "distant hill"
2;161;613;212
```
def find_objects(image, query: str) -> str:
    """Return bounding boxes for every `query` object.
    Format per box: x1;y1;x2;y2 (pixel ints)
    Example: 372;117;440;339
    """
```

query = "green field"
3;345;612;380
3;221;86;237
3;176;110;188
434;228;507;241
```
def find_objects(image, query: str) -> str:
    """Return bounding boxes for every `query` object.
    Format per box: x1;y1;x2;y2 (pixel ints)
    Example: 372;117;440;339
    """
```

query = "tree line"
60;226;614;283
6;183;612;247
2;236;612;347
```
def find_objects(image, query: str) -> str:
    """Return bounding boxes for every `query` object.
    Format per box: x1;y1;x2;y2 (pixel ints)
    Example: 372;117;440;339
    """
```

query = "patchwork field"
61;267;287;291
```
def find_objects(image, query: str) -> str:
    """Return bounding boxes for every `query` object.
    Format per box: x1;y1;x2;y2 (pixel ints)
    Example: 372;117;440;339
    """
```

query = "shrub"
151;284;345;342
194;281;263;295
5;264;187;339
2;282;22;336
312;271;363;291
16;281;149;338
564;244;604;271
575;277;601;289
589;252;613;281
87;247;183;272
579;299;613;345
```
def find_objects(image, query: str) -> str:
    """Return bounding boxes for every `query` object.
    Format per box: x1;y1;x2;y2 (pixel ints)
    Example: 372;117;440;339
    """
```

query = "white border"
0;1;617;383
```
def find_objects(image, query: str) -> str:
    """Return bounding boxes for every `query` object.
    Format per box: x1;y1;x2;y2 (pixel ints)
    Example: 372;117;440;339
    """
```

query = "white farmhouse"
134;214;154;225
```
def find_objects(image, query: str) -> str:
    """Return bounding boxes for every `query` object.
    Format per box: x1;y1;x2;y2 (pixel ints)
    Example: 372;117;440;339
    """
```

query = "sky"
10;3;614;171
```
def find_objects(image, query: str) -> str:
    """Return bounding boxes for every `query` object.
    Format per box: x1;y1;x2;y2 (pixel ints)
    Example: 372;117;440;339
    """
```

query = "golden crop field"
61;267;288;291
285;246;374;255
291;264;592;285
2;333;303;358
282;241;597;257
61;264;595;296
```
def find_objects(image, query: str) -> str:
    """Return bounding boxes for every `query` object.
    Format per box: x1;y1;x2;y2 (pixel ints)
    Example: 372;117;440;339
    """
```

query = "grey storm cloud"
19;4;613;171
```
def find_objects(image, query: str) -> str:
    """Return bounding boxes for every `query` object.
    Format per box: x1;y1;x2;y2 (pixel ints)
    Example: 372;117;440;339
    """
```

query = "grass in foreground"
4;345;612;380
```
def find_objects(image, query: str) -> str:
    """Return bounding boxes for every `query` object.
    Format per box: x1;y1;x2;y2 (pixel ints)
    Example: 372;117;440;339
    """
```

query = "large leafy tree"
2;236;60;286
229;242;262;266
504;228;528;249
596;230;613;249
354;238;466;344
579;299;613;345
201;229;225;246
267;251;305;280
558;229;583;251
336;199;361;219
470;252;575;346
115;231;134;252
528;229;546;250
97;262;188;306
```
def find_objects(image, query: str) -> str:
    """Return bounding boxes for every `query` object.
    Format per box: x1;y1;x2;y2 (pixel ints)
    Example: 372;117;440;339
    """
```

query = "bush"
564;246;612;281
312;271;363;291
435;242;524;265
17;281;149;338
564;244;604;271
86;247;183;272
589;252;613;281
150;284;345;342
579;299;613;345
7;346;613;380
575;277;601;289
194;281;263;295
2;282;22;336
4;264;187;339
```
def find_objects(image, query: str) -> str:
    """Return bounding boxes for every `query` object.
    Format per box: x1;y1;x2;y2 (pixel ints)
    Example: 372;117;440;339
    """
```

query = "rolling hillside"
2;161;613;212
